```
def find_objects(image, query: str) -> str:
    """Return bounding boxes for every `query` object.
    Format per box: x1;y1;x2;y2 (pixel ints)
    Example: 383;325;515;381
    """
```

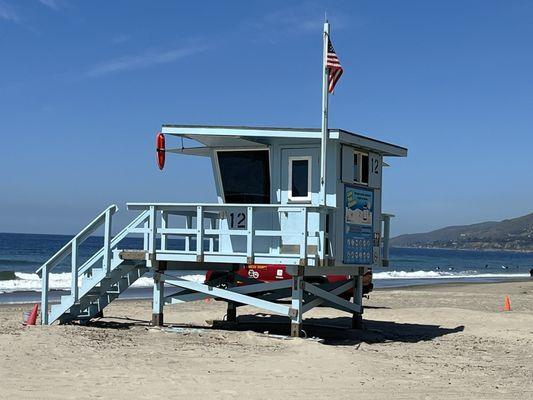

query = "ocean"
0;232;531;303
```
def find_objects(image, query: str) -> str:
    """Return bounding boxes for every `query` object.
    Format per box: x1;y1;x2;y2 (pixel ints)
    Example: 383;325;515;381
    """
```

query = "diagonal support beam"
163;273;230;303
303;281;362;314
162;277;294;317
301;280;355;314
164;278;292;304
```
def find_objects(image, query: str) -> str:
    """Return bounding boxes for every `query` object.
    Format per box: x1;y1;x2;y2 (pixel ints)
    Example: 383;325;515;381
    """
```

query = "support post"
290;268;304;337
351;273;364;329
226;270;237;323
41;264;49;325
152;272;164;326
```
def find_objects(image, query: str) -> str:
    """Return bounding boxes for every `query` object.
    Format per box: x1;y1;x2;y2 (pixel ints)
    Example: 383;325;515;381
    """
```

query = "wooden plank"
119;250;148;260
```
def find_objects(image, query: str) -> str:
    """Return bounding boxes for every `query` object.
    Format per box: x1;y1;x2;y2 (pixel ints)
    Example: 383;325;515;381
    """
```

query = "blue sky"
1;0;532;235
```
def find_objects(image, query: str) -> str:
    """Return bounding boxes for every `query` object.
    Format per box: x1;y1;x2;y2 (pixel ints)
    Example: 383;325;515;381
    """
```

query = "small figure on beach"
529;268;533;277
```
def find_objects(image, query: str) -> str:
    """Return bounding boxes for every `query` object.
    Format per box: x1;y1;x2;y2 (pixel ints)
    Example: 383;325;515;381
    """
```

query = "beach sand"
1;280;532;399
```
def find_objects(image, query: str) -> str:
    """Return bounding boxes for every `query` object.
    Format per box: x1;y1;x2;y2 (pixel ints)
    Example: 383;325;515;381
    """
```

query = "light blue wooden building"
37;124;407;336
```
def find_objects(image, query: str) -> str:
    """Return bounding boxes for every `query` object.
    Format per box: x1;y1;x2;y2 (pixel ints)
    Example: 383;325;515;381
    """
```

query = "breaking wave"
0;272;205;293
0;270;529;293
373;270;530;280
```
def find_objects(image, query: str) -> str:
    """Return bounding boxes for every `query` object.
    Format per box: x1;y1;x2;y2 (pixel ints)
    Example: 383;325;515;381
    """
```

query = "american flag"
326;37;343;93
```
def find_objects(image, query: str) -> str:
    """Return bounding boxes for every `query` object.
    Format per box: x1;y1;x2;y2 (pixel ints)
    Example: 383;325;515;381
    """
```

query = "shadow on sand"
210;314;465;345
86;314;464;346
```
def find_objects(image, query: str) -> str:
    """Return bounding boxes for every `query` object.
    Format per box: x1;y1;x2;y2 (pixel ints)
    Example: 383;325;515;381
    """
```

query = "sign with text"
343;186;374;264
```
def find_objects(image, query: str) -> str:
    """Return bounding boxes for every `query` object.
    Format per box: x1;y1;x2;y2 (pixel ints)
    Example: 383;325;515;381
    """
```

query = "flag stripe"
326;37;343;93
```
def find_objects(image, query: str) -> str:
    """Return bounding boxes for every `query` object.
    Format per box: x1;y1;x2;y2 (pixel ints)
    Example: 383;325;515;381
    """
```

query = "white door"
280;148;320;204
279;147;320;255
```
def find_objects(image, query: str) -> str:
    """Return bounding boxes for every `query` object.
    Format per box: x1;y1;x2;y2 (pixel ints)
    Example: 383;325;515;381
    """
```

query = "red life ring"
156;133;165;170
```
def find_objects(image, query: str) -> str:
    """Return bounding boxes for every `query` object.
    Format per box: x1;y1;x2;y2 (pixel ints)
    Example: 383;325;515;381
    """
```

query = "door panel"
279;148;320;254
280;148;320;204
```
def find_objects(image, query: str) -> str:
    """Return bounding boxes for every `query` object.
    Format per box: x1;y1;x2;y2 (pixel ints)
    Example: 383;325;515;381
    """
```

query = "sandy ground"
1;280;532;399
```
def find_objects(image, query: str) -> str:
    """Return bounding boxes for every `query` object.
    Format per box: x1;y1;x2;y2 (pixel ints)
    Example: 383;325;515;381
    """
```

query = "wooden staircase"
37;205;151;325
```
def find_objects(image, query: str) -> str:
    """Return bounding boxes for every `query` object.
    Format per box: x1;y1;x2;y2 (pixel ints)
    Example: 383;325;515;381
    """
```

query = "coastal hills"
391;212;533;251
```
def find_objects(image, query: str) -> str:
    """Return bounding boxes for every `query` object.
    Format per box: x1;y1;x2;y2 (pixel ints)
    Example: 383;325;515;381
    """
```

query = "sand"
1;280;532;399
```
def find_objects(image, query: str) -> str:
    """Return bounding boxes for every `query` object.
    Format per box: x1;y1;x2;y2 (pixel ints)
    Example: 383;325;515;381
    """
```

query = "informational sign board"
343;185;374;264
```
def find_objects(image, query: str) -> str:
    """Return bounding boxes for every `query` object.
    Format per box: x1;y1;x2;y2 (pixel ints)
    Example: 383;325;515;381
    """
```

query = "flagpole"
320;21;330;206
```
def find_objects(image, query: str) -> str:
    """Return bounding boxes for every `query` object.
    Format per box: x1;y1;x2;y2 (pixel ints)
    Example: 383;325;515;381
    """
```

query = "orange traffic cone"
26;303;39;326
503;295;511;312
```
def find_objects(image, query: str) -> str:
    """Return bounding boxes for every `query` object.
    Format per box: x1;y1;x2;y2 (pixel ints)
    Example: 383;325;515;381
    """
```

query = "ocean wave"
0;270;529;293
373;270;530;279
0;272;206;293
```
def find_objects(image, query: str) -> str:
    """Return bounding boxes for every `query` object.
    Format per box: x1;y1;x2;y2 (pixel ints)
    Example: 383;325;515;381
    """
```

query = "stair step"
49;262;148;324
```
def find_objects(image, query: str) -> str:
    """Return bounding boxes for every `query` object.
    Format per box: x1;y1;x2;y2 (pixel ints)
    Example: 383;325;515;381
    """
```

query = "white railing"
36;205;151;325
127;203;333;267
381;213;394;267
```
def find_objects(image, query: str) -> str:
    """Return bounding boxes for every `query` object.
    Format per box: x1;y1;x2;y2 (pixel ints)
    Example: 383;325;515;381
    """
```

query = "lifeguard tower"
37;124;407;336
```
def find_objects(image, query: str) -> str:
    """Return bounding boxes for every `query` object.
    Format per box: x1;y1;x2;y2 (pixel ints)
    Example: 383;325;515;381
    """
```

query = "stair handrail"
37;204;118;325
36;204;118;276
77;209;151;276
41;208;150;326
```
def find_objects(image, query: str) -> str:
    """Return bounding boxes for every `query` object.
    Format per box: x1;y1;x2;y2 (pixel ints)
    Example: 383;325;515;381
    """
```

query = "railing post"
382;214;391;267
41;264;49;325
299;207;308;266
148;206;157;267
185;215;192;252
209;217;216;252
246;206;254;264
161;210;168;251
103;208;112;273
71;238;78;301
143;220;149;251
318;208;326;266
196;206;204;262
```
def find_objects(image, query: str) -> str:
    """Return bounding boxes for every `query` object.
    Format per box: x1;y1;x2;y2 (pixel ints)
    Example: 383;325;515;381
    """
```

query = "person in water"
530;268;533;277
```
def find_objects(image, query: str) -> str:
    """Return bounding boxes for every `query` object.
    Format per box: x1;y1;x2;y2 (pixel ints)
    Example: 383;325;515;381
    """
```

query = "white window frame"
288;155;312;202
353;150;369;185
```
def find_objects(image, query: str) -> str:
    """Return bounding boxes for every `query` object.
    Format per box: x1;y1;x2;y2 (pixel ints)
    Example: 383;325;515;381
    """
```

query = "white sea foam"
0;270;529;294
373;270;530;280
0;272;206;293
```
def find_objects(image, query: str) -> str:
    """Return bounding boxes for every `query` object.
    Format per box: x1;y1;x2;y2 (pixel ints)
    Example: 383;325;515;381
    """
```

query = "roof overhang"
333;130;407;157
161;124;407;157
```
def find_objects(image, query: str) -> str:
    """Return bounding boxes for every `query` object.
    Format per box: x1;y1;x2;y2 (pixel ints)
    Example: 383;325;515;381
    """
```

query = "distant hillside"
391;213;533;251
